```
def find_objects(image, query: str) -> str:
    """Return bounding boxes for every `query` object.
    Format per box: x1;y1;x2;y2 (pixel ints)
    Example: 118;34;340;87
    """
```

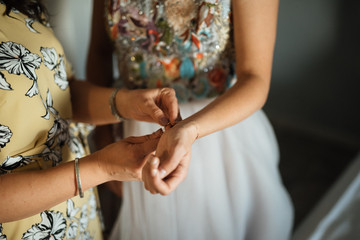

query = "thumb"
157;145;187;179
133;133;161;156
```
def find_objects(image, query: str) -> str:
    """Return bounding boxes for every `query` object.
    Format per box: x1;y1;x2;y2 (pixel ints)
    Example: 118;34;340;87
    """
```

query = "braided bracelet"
74;158;84;198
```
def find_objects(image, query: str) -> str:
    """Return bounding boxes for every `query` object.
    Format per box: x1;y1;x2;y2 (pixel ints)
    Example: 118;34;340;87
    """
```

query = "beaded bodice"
106;0;234;102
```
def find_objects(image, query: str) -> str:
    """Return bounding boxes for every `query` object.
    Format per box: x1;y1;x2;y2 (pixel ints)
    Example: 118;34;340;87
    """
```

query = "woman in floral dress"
0;0;179;239
88;0;294;239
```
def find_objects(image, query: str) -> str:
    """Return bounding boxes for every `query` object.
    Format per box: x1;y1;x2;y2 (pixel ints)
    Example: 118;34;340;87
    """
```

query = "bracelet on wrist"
74;158;84;198
109;88;126;122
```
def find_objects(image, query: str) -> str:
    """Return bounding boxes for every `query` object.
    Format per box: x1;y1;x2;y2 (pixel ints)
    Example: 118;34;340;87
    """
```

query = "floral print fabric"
0;3;102;239
107;0;234;102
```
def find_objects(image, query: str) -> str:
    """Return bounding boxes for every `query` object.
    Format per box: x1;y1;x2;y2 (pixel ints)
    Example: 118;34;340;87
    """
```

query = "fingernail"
151;157;159;165
159;168;166;178
160;117;169;126
152;169;158;177
148;154;155;164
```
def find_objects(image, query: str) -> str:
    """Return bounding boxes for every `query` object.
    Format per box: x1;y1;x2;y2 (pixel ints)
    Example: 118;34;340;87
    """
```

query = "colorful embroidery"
107;0;235;102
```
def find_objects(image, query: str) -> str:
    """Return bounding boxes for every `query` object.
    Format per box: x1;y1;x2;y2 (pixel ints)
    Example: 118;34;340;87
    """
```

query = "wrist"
113;88;129;120
177;120;200;143
74;154;110;194
90;151;113;183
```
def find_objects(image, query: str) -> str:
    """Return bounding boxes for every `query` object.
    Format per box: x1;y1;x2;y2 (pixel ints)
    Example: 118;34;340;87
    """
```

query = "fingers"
156;144;186;179
158;88;179;125
156;167;187;195
137;135;161;156
125;130;163;160
144;155;190;195
136;88;179;126
149;103;169;126
147;128;164;139
143;153;160;194
150;154;160;178
164;111;182;131
126;129;163;144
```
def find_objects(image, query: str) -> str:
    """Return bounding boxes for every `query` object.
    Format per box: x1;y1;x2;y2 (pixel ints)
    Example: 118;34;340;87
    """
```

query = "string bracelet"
74;158;84;198
109;88;126;122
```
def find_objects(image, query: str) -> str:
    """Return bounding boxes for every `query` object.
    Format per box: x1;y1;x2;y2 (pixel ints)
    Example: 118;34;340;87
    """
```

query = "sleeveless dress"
106;1;294;239
0;4;103;239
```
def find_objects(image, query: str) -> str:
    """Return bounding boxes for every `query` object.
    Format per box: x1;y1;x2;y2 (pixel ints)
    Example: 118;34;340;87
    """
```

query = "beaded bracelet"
74;158;84;198
109;88;126;122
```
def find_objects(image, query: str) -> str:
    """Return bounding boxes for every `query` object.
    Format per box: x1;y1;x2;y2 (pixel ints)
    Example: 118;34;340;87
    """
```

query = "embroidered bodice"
107;0;234;102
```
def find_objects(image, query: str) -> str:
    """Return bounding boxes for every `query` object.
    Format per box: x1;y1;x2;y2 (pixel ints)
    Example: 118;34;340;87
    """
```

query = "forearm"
70;80;118;125
71;79;179;126
182;74;270;139
181;0;278;139
0;154;107;222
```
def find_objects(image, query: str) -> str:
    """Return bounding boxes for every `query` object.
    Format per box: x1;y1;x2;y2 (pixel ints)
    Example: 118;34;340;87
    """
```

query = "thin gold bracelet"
109;88;126;122
74;158;84;198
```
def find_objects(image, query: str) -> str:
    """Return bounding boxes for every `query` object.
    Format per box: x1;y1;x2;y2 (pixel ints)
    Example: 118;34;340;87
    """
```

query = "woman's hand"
142;122;198;195
117;88;181;126
97;129;163;182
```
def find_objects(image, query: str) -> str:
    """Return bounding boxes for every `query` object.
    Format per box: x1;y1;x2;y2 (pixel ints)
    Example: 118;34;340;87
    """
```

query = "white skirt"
109;98;294;240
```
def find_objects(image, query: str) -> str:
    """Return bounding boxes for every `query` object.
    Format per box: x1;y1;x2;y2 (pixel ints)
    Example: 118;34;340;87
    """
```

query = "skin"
143;0;280;195
88;0;279;195
0;129;162;223
0;78;179;223
85;0;180;197
0;3;180;221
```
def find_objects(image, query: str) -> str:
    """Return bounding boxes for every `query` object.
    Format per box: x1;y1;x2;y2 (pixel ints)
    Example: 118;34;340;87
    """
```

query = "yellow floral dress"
0;3;103;239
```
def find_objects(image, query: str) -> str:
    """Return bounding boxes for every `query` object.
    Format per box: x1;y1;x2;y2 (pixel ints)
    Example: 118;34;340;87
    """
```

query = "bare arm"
70;79;179;126
180;0;279;137
0;130;162;223
143;0;279;195
81;0;180;127
80;0;180;197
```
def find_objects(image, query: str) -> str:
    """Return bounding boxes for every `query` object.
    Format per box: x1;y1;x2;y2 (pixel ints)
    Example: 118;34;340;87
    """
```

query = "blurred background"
267;0;360;228
44;0;360;239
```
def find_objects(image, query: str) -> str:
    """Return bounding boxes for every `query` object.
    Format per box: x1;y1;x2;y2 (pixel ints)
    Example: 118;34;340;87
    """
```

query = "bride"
88;0;294;239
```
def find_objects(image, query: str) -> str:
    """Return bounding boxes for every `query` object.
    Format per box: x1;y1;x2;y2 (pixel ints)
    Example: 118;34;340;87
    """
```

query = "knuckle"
153;108;162;116
134;168;142;179
144;99;153;108
167;88;176;96
161;87;175;96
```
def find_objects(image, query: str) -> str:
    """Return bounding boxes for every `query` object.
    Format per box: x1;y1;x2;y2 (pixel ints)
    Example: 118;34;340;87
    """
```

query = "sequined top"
106;0;234;102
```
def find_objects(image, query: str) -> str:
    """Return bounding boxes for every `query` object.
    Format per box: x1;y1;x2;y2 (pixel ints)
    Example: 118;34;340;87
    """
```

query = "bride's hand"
142;122;198;195
117;88;181;126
